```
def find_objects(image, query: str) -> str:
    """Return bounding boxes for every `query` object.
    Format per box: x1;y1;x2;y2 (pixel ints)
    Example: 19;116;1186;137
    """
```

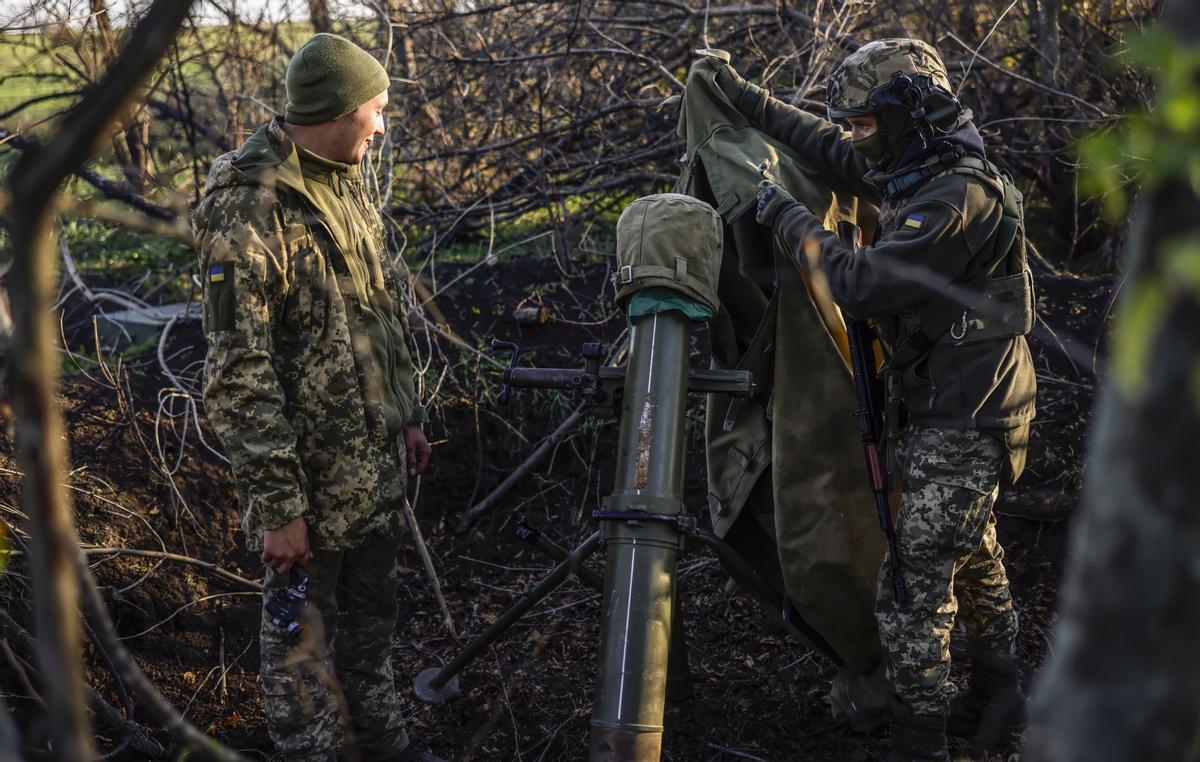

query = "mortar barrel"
589;309;691;761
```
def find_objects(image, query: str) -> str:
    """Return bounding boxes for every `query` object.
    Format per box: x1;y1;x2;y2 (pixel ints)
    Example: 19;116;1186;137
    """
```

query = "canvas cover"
614;193;724;314
674;54;890;725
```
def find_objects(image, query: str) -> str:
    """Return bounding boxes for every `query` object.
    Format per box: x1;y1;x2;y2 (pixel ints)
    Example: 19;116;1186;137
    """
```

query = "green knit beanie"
285;33;390;125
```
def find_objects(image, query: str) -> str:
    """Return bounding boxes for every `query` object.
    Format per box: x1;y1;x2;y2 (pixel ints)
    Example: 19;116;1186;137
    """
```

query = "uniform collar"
293;141;361;184
864;114;986;198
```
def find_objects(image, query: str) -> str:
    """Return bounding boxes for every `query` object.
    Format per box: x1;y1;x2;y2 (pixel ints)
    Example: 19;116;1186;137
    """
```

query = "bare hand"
261;515;311;574
404;424;432;476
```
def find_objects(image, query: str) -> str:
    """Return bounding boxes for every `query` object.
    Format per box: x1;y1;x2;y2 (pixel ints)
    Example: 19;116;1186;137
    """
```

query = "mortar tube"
522;521;692;698
588;310;691;762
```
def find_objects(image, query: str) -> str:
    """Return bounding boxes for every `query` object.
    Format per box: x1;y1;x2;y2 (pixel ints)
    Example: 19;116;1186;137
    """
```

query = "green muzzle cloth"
285;33;390;125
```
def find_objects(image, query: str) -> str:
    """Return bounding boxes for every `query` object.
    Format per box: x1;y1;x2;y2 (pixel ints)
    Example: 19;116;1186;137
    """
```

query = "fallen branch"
409;274;451;329
83;547;260;591
72;542;250;761
457;403;589;532
0;607;165;759
1025;238;1059;274
0;128;178;222
60;237;196;324
416;311;506;369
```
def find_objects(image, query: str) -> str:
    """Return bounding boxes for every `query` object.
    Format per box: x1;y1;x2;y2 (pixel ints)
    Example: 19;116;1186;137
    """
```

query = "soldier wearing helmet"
710;39;1036;760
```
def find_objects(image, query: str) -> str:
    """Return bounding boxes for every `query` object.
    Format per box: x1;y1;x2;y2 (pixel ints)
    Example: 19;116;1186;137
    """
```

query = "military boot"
885;702;949;762
947;649;1027;751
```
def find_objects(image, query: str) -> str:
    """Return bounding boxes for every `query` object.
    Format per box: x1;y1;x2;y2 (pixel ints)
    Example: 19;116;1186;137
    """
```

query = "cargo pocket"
902;356;936;412
950;485;997;557
283;245;331;342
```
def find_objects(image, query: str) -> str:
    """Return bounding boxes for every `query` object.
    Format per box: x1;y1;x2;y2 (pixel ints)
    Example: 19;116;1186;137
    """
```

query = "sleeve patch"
204;261;237;332
903;214;925;229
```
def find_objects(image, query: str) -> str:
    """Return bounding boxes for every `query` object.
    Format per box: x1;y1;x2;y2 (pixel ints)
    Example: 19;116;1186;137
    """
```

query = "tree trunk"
92;0;152;193
1024;6;1200;760
7;145;97;762
121;112;152;194
1036;0;1078;260
308;0;333;32
4;1;195;757
1036;0;1061;85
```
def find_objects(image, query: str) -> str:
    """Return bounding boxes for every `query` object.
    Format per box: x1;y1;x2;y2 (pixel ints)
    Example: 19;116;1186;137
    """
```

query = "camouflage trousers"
260;534;409;762
875;426;1019;717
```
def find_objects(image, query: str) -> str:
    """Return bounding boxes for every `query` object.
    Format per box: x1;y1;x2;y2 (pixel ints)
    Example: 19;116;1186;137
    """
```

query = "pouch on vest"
941;267;1035;346
614;193;723;316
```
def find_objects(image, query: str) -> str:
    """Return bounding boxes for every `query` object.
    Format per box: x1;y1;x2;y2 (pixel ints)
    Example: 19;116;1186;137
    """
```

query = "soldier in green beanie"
192;32;442;762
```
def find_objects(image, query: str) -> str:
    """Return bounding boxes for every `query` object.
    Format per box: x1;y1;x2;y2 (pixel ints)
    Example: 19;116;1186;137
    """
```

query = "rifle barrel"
837;221;907;606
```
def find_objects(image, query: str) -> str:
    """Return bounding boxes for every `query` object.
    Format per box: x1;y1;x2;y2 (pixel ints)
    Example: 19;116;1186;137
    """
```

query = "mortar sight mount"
491;337;756;416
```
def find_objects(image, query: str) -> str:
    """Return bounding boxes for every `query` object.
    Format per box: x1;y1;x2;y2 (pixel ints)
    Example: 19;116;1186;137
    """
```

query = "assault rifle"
837;221;907;605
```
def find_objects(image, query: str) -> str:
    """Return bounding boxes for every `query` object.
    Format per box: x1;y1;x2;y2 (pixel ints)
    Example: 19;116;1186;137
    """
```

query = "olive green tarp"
672;57;890;725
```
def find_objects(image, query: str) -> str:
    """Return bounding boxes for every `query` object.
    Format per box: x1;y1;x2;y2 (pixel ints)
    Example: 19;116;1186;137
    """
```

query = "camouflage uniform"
259;539;408;760
723;39;1036;723
876;427;1018;716
192;117;423;761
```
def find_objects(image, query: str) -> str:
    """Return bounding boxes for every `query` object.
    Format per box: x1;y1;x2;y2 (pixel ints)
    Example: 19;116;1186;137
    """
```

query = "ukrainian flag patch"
903;214;925;230
209;265;226;283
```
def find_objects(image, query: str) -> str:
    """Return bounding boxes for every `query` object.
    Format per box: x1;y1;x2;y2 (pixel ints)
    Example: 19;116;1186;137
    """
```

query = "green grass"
0;20;317;129
0;32;76;125
62;217;194;274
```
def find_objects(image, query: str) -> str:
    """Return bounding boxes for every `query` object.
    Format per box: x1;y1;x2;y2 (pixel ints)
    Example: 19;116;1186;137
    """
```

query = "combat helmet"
826;38;962;132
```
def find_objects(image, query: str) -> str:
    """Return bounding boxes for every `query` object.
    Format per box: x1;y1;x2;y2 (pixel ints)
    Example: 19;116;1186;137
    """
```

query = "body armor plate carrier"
885;154;1033;371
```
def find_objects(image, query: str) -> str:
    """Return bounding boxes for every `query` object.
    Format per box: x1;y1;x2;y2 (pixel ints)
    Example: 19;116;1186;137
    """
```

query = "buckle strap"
614;258;706;288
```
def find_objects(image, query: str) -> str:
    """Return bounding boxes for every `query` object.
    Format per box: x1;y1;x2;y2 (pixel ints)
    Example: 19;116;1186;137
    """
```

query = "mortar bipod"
414;317;771;762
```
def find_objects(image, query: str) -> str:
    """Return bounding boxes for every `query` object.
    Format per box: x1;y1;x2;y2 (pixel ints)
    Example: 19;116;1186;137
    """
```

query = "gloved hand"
703;57;766;121
712;60;749;104
756;180;808;229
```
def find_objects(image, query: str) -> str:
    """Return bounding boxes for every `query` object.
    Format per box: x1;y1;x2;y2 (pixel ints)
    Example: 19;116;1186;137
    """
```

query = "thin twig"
404;474;457;640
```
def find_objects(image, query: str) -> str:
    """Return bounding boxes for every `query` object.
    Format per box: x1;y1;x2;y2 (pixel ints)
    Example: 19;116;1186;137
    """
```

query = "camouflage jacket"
753;99;1036;435
192;118;421;550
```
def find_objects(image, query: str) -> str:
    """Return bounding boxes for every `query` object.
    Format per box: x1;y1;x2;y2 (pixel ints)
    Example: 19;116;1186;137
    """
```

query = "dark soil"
0;256;1115;761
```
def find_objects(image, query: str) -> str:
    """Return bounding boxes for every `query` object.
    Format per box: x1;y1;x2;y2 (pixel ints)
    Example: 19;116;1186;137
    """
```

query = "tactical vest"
883;153;1034;371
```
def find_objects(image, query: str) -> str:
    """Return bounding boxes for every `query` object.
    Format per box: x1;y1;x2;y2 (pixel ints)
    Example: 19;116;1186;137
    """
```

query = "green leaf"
1112;277;1166;403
